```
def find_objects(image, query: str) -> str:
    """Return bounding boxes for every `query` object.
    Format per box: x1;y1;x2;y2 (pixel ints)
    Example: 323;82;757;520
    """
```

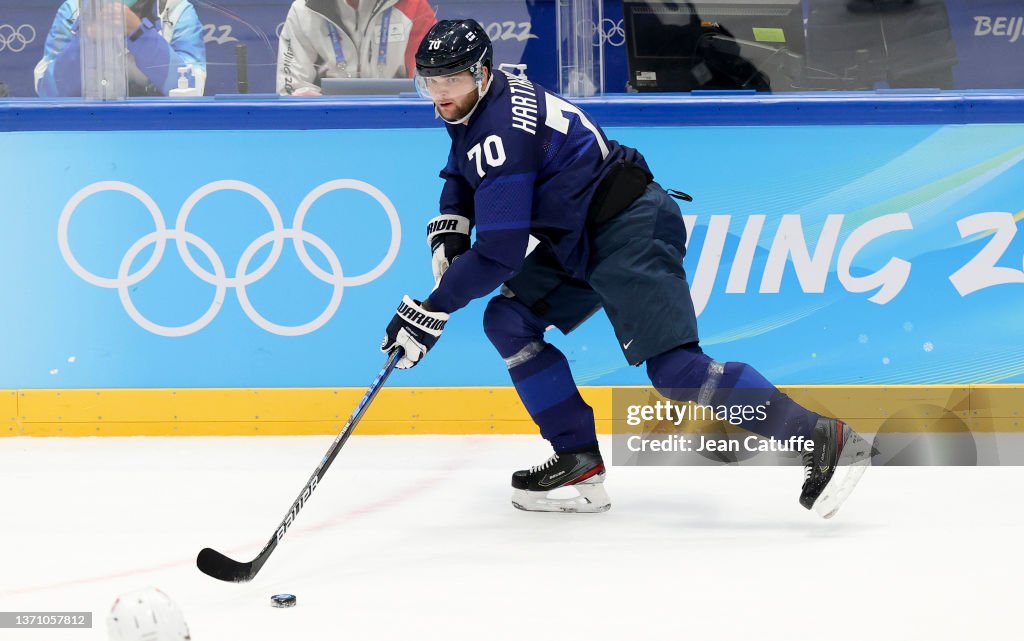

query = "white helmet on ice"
106;587;191;641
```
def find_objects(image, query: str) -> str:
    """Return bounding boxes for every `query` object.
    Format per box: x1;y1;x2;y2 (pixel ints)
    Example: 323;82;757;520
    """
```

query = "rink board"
2;98;1024;394
3;384;1021;436
2;96;1023;439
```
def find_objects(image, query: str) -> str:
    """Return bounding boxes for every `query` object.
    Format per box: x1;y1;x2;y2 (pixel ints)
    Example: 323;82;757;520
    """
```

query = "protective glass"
414;70;480;101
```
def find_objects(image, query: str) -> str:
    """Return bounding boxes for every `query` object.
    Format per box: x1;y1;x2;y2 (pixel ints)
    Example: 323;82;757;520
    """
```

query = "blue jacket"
34;0;206;97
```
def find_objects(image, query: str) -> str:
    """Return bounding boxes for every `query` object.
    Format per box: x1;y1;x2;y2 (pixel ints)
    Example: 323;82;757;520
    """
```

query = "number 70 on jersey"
467;94;610;178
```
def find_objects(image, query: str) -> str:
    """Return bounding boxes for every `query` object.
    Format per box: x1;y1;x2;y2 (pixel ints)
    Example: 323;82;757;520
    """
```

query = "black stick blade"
197;548;256;583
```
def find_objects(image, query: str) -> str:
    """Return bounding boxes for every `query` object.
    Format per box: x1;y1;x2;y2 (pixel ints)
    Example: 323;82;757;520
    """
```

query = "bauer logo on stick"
277;474;319;542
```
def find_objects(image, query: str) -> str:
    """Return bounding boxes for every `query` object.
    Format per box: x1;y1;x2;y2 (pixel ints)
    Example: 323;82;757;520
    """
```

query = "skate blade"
813;456;869;519
511;481;611;514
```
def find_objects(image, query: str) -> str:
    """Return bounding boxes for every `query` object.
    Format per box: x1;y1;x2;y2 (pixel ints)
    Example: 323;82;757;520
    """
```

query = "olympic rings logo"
0;24;36;53
600;19;626;47
58;179;401;337
574;18;626;48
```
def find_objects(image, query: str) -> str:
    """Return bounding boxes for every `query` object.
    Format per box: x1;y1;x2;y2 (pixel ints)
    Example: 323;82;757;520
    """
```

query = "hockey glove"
380;296;449;369
426;214;471;288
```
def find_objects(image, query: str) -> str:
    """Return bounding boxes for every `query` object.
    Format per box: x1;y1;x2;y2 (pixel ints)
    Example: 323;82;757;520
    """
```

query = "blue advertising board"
2;117;1023;388
947;0;1024;89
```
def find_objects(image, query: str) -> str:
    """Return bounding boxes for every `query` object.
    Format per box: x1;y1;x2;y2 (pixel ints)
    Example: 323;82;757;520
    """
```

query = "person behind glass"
277;0;437;96
34;0;206;97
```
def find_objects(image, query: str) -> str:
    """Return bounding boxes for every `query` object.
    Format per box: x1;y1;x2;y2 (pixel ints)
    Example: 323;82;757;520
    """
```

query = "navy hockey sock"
484;296;598;452
509;344;598;452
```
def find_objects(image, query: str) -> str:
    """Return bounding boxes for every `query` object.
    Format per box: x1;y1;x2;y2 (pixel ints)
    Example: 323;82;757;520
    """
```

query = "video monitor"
622;0;806;92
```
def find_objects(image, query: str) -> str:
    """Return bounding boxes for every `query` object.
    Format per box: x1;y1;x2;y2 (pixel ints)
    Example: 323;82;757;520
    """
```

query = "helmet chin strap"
436;72;493;126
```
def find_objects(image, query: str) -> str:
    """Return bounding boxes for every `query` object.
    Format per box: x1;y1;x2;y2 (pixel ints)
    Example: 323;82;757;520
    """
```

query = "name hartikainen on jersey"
506;72;538;134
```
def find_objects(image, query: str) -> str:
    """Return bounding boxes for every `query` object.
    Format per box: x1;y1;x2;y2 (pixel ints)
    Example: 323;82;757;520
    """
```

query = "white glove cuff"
426;214;472;247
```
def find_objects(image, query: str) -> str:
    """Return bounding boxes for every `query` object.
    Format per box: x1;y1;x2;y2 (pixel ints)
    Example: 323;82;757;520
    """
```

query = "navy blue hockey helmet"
415;20;493;79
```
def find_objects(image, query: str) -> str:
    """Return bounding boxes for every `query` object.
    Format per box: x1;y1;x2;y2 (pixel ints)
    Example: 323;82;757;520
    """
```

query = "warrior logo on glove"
381;295;450;369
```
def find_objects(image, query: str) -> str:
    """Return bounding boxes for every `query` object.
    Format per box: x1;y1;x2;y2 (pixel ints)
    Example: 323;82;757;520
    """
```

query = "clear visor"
414;71;480;102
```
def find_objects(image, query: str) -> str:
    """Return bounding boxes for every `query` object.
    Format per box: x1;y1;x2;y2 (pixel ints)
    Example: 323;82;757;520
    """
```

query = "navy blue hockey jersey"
425;70;652;314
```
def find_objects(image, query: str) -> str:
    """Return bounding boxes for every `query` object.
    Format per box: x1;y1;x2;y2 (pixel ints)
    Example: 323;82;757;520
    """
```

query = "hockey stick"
197;348;403;583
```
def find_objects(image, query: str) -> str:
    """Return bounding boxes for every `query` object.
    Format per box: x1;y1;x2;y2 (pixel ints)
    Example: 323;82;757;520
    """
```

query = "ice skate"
800;417;873;519
511;449;611;513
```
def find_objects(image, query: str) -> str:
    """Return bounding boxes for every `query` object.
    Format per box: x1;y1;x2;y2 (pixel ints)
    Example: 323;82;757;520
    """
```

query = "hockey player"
380;20;872;517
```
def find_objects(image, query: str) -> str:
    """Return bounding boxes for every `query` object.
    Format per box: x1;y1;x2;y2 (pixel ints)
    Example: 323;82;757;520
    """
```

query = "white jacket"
277;0;437;95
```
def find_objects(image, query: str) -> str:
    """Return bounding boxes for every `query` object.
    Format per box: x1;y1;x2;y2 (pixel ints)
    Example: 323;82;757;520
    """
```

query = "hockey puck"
271;594;296;608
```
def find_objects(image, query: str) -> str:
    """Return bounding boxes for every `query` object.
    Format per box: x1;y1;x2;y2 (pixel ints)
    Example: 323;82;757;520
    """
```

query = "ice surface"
1;435;1020;641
